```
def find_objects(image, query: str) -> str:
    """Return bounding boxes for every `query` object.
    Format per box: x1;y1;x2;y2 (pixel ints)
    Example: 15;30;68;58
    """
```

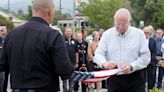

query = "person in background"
0;25;8;92
82;30;88;41
0;0;74;92
147;25;155;38
0;25;5;92
158;43;164;67
0;25;7;40
98;28;105;40
98;28;107;89
88;31;101;92
63;27;79;92
155;28;164;89
143;27;157;91
94;8;150;92
76;31;88;92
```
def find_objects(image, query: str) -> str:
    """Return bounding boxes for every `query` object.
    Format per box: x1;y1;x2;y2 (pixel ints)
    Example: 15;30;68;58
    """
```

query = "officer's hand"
120;64;132;73
156;56;162;61
74;63;78;68
102;61;117;70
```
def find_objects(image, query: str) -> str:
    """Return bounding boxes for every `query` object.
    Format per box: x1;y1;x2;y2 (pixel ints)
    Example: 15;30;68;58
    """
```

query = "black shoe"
102;85;107;88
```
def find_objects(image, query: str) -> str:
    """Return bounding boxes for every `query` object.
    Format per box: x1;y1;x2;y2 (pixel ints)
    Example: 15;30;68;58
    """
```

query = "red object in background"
76;0;81;5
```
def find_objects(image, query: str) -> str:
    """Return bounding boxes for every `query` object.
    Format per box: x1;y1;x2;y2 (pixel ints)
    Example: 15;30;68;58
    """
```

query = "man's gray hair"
114;8;131;22
32;0;54;12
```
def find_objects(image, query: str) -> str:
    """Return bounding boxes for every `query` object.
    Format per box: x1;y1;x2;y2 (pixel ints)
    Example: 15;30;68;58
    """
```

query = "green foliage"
26;5;32;19
152;0;164;29
85;27;94;35
25;5;67;25
130;0;164;29
53;11;65;25
148;88;161;92
81;0;130;29
0;15;14;31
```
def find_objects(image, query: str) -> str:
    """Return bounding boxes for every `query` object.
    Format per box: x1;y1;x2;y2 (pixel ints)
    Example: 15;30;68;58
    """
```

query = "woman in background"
88;31;100;92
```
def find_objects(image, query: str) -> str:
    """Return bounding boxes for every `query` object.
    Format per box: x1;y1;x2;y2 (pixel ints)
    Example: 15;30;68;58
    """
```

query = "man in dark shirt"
143;27;157;90
0;0;74;92
63;27;78;92
76;32;88;92
0;26;5;92
155;28;164;89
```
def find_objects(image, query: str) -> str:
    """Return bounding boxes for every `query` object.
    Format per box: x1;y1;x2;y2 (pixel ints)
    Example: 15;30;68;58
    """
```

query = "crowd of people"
0;0;164;92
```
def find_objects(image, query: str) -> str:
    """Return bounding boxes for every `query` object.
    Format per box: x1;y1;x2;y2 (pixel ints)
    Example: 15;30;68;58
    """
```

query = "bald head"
32;0;54;24
114;8;131;22
114;8;131;33
32;0;54;12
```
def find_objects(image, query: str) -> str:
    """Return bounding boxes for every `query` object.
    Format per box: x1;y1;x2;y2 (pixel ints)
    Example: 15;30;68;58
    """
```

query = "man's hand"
157;60;164;67
120;64;132;73
156;56;162;61
102;61;117;70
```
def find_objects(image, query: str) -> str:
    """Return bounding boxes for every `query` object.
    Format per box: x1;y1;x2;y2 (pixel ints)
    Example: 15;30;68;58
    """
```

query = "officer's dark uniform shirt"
65;38;78;65
0;37;3;55
76;41;88;67
0;17;74;91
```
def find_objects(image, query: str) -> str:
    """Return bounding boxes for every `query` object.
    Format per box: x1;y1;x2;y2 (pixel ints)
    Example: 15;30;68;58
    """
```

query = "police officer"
63;27;79;92
76;31;88;92
0;0;74;92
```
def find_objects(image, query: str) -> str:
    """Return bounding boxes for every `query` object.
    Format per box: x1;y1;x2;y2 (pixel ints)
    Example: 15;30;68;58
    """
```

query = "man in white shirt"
94;8;150;92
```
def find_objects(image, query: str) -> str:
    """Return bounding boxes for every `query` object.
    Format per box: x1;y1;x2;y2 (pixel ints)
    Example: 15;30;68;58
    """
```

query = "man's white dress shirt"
94;26;150;74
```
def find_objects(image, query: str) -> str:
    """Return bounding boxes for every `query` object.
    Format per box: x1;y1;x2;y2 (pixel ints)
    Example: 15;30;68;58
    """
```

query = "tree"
152;0;164;29
15;9;27;20
130;0;164;29
80;0;130;29
17;9;24;15
53;10;66;25
25;6;66;26
0;15;14;31
26;5;32;19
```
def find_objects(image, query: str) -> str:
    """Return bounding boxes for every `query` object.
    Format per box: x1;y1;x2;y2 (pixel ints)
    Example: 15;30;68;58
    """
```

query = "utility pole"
59;0;62;13
73;0;76;37
7;0;10;12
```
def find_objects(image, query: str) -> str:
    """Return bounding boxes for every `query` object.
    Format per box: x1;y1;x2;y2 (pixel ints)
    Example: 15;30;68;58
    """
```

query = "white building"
58;13;89;28
0;9;23;26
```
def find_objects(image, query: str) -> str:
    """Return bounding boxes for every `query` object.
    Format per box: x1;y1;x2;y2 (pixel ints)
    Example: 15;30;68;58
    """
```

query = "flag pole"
72;0;76;38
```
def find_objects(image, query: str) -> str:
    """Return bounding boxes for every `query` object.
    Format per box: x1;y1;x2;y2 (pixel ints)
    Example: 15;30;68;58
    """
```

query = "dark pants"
157;67;164;89
0;72;5;92
12;83;59;92
107;70;146;92
3;71;9;92
102;80;107;88
12;88;58;92
147;64;157;89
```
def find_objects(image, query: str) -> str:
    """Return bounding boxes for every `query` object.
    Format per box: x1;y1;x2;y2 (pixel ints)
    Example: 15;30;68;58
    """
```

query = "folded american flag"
69;69;120;92
69;71;94;92
71;71;94;82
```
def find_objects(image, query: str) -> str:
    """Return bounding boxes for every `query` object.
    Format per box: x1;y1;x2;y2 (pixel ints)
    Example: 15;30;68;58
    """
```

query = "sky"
0;0;88;14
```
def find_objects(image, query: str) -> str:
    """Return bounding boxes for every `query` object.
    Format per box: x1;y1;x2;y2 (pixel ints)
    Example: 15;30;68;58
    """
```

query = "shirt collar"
115;26;130;37
29;17;49;26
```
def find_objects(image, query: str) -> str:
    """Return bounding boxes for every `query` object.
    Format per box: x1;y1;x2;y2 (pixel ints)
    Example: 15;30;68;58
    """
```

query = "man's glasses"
115;23;129;28
144;32;150;34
